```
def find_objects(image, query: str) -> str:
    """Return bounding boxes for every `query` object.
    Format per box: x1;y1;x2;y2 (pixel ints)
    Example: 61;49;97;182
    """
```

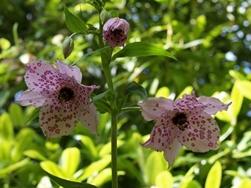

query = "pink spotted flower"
103;17;129;47
138;94;230;164
15;60;99;137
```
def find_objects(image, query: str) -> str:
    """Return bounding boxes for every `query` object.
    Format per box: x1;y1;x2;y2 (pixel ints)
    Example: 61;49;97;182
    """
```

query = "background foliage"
1;0;251;187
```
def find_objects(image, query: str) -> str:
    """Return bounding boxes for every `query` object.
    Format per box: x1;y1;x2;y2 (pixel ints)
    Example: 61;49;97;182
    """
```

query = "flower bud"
62;36;74;59
103;17;129;48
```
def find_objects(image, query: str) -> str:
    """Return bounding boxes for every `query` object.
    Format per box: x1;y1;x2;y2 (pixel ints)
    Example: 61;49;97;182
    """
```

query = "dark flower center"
172;112;188;131
58;87;74;102
112;29;123;37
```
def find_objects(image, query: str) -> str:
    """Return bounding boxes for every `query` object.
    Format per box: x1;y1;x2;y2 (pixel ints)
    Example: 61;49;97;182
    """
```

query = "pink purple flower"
15;60;99;138
138;94;230;164
103;17;129;47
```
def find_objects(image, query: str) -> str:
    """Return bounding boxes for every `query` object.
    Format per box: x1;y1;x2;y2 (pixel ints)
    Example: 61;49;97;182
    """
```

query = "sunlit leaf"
155;171;173;188
205;161;222;188
41;164;96;188
145;152;168;185
0;113;13;140
0;159;30;177
24;150;47;161
9;103;25;126
238;178;251;188
41;161;68;179
60;147;80;176
185;180;202;188
229;82;243;125
112;42;176;60
155;87;170;97
74;135;98;158
236;80;251;100
77;155;111;181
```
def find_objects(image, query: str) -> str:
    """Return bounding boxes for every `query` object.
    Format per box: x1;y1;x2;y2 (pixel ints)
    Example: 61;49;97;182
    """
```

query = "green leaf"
155;171;173;188
0;113;13;140
185;180;202;188
229;82;243;125
75;135;98;158
41;161;67;179
99;140;124;156
229;70;246;80
64;8;87;33
112;42;176;60
77;155;111;181
41;163;96;188
89;168;111;186
0;159;30;177
177;86;193;99
24;150;47;161
205;161;222;188
9;103;25;126
11;129;36;161
238;178;251;188
126;82;147;99
145;152;168;185
60;147;80;176
155;87;170;97
236;80;251;100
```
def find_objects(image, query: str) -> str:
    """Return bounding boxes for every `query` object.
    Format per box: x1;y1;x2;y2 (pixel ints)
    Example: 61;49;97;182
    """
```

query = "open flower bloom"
103;17;129;47
15;60;99;137
138;94;230;164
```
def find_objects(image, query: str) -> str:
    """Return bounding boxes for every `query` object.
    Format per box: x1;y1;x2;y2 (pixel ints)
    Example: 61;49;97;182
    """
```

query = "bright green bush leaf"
11;128;36;161
238;178;251;188
9;103;25;126
236;80;251;100
0;113;13;140
145;152;168;185
75;135;98;158
42;165;96;188
78;155;111;181
60;147;80;176
64;8;87;33
112;42;176;60
0;159;29;177
177;86;193;98
185;180;202;188
24;150;46;161
155;171;173;188
229;82;243;125
99;140;124;156
41;161;68;179
155;87;170;97
205;161;222;188
0;38;11;50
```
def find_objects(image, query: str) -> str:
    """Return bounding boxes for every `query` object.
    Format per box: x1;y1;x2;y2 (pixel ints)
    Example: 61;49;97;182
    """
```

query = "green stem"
98;13;118;188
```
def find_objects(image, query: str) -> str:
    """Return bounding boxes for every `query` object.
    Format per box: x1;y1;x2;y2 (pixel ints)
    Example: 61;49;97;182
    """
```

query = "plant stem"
98;14;118;188
102;58;118;188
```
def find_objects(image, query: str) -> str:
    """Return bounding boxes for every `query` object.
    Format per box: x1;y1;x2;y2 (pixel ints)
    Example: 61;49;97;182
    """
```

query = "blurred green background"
1;0;251;187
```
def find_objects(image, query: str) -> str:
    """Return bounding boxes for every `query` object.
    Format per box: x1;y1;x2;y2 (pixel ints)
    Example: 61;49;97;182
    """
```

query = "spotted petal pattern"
177;112;220;152
56;61;82;83
16;60;98;137
198;96;230;115
138;97;173;121
139;93;229;164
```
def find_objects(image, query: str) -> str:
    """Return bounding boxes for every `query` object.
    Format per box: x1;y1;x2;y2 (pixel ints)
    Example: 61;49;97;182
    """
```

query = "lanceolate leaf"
112;42;176;60
64;8;87;33
205;161;222;188
41;162;96;188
